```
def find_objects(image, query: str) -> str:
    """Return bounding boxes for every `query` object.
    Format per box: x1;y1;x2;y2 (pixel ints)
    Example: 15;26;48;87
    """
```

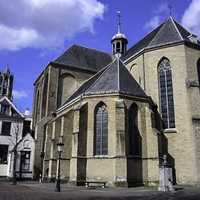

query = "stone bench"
85;181;106;188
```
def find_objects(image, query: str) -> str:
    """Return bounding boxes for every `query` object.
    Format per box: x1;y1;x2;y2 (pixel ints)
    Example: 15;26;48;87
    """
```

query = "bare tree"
9;123;22;185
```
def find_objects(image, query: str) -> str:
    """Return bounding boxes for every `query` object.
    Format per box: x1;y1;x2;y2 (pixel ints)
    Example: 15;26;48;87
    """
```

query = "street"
0;182;200;200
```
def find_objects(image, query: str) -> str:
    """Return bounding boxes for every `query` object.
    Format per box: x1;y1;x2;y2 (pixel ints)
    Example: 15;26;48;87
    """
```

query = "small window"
116;42;121;53
1;121;11;135
2;78;8;95
0;145;8;164
20;151;31;171
1;104;9;115
22;120;31;137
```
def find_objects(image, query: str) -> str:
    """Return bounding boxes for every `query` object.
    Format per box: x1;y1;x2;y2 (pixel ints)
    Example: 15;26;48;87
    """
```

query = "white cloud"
145;16;161;30
13;90;28;99
181;0;200;37
0;0;105;51
145;3;169;30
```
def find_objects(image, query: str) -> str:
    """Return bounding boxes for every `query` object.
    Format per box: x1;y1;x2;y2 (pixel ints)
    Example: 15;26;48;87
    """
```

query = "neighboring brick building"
33;17;200;186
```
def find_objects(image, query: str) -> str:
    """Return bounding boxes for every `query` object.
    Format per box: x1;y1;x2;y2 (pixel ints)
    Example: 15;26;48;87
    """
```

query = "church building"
33;16;200;186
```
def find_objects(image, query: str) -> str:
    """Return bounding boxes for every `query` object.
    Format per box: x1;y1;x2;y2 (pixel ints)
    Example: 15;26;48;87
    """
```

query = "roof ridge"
170;17;184;40
122;23;163;61
118;58;148;96
70;44;112;56
85;58;117;93
148;20;167;47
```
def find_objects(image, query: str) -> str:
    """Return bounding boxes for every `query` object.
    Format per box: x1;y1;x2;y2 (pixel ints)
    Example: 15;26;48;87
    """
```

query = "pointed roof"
53;44;114;72
0;96;24;118
61;58;148;108
123;17;200;60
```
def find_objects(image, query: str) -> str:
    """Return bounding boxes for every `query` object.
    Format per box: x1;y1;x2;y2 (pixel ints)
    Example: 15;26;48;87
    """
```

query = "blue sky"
0;0;199;112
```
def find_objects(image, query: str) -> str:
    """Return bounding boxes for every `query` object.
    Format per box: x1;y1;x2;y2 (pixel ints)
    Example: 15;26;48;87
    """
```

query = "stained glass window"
94;103;108;155
158;58;175;129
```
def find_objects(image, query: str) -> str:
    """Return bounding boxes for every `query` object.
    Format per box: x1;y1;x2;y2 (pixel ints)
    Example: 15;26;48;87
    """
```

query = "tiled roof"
122;17;199;61
53;44;114;72
62;58;148;107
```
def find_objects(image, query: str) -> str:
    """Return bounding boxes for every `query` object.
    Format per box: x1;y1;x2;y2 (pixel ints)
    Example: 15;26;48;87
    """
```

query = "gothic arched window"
94;102;108;155
41;73;48;117
158;58;175;129
58;74;77;106
35;90;40;123
128;103;141;156
197;58;200;85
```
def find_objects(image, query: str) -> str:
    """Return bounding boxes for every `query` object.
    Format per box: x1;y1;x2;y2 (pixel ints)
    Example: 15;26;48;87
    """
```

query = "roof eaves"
57;95;81;114
0;96;24;118
51;61;98;74
34;63;51;85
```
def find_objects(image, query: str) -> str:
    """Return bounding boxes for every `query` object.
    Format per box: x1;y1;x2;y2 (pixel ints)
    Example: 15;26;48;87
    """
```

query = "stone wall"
124;44;200;184
33;64;93;177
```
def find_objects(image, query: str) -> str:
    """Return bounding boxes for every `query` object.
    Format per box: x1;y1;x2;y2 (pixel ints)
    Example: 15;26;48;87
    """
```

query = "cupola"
111;11;128;57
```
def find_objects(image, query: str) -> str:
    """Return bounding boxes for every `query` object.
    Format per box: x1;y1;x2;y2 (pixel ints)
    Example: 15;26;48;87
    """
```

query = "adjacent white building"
0;69;34;179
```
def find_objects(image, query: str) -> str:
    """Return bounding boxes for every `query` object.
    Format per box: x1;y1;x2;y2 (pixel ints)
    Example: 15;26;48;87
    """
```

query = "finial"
168;4;173;17
117;10;121;33
4;64;10;73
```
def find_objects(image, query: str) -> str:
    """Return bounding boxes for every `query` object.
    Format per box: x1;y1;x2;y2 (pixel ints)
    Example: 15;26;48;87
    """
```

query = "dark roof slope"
53;44;113;72
62;58;148;107
122;17;199;60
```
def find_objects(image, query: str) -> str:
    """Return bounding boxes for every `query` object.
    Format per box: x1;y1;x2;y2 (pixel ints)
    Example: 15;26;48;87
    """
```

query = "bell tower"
111;11;128;57
0;66;13;100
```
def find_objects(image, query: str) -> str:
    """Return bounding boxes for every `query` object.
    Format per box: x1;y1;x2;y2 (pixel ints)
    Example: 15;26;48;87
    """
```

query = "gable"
0;97;24;118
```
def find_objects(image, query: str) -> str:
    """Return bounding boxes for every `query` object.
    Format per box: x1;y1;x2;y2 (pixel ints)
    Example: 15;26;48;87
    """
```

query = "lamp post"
55;139;64;192
40;151;45;182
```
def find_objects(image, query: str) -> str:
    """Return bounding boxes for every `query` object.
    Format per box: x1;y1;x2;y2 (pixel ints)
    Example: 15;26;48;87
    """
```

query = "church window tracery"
158;58;175;129
94;102;108;155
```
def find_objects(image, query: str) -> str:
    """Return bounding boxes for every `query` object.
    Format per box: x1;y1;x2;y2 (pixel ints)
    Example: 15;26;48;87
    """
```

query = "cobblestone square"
0;182;200;200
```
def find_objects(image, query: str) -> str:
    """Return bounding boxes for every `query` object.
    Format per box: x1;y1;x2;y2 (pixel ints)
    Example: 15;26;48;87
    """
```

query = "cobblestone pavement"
0;182;200;200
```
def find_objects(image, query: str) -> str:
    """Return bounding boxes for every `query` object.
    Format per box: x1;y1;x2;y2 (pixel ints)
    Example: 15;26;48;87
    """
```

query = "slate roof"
53;44;114;72
122;17;199;60
62;58;148;107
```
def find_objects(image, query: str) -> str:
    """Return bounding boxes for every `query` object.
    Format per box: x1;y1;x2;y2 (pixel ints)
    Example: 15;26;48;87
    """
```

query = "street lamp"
55;138;64;192
40;151;45;182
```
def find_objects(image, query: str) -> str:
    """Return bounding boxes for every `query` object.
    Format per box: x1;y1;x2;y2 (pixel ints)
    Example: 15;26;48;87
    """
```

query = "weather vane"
168;3;173;16
117;10;121;33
